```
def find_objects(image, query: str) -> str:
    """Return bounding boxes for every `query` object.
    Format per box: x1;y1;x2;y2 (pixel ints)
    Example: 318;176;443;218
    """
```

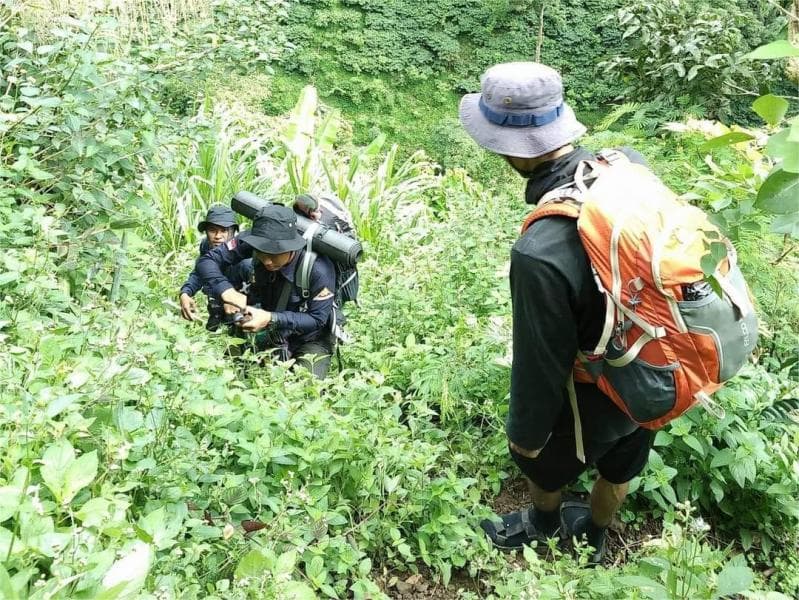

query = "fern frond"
595;102;642;132
761;397;799;423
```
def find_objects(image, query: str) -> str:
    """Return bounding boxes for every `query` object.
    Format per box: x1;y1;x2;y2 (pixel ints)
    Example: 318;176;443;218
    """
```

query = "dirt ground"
376;477;665;599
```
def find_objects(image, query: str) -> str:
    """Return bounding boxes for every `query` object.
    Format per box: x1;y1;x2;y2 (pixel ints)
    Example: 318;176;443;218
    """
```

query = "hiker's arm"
507;247;577;454
179;269;201;298
271;259;336;334
197;241;252;311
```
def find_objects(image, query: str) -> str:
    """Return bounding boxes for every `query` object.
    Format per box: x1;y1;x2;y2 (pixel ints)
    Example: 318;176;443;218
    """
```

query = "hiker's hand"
509;441;541;459
240;307;271;332
179;293;199;321
221;288;247;314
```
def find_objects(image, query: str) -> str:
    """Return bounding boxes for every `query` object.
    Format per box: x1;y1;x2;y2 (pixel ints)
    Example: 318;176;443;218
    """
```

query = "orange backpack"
522;150;758;462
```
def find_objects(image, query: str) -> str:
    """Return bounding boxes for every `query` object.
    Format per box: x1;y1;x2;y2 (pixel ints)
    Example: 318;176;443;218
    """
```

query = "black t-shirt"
506;147;648;451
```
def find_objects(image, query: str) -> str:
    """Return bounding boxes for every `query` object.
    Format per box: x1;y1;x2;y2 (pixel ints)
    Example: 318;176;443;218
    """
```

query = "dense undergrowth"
1;1;799;598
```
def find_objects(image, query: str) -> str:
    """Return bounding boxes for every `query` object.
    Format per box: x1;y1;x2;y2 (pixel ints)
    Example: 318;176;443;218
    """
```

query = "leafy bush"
600;0;783;121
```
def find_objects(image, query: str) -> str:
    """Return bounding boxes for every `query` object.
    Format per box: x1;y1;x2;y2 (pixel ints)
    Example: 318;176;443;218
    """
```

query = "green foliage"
280;0;627;110
2;1;798;598
144;106;269;254
642;367;799;560
600;0;783;121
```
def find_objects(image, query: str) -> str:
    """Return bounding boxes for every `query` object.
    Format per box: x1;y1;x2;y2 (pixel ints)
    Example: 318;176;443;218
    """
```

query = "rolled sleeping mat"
231;191;363;268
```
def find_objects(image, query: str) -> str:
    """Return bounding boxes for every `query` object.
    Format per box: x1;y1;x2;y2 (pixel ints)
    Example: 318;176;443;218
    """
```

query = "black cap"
198;205;238;232
238;204;306;254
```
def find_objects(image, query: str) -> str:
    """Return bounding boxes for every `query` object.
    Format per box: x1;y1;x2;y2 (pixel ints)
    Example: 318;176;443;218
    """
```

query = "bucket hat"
459;62;586;159
238;204;306;254
198;205;238;232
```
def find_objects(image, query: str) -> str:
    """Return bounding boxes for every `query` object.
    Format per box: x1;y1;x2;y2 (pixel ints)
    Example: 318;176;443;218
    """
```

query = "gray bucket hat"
459;62;586;159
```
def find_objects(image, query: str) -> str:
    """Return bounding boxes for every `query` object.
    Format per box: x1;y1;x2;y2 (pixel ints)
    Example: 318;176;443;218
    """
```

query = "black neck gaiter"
524;147;594;205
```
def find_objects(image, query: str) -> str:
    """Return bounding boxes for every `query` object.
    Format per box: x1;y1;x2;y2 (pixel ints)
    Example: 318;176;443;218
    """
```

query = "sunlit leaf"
756;168;799;214
700;132;754;152
715;564;753;598
744;40;799;60
97;541;152;600
751;94;789;126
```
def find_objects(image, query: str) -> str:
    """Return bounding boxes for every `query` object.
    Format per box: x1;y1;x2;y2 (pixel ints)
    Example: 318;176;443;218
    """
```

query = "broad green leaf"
306;555;325;583
617;576;669;600
710;448;734;468
23;97;62;109
700;132;754;152
765;128;799;173
97;541;152;600
40;440;75;502
0;564;18;600
62;450;98;503
653;430;672;446
0;487;22;523
682;434;705;456
744;40;799;60
76;497;111;528
45;394;81;418
740;529;753;551
283;581;317;600
138;506;182;550
236;550;269;579
771;213;799;238
110;218;140;230
752;94;789;126
756;168;799;214
276;549;297;575
714;564;753;598
284;85;317;156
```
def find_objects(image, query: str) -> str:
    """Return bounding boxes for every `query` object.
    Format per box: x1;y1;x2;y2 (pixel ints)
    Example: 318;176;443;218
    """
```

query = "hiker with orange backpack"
459;62;758;564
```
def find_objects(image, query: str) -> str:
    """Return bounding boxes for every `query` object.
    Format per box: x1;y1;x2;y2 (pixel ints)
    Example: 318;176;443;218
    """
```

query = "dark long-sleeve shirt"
196;239;335;345
179;239;251;298
507;147;648;451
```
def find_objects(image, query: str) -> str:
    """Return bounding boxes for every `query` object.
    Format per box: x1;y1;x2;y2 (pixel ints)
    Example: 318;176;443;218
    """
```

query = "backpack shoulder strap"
596;148;630;166
521;153;629;235
297;250;317;300
297;222;323;299
521;200;582;234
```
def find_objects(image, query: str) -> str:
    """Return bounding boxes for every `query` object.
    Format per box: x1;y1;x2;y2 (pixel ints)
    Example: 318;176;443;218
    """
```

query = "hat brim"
198;220;238;232
458;93;586;159
238;230;306;254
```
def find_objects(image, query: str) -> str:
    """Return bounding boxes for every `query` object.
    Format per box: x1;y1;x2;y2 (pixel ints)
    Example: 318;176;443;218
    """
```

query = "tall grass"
272;85;439;252
144;103;270;254
18;0;209;42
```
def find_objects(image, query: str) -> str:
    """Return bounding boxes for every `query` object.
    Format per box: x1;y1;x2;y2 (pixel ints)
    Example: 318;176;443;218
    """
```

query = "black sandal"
564;501;607;566
560;500;591;539
479;507;560;550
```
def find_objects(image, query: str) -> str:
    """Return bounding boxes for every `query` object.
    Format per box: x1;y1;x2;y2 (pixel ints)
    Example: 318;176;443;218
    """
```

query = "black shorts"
510;408;654;492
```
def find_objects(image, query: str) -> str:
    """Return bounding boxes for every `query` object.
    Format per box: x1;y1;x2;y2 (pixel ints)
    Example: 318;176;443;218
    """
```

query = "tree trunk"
789;0;799;82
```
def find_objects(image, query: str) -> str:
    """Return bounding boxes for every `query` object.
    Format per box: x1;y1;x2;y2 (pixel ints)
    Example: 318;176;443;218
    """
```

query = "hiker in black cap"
179;205;252;331
196;204;337;379
459;62;654;564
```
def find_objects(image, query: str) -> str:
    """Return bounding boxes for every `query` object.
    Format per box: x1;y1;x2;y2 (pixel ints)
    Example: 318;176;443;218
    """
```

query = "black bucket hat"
238;204;306;254
198;205;238;232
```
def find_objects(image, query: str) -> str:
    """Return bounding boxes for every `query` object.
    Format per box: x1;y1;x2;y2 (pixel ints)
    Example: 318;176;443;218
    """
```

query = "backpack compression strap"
297;223;320;299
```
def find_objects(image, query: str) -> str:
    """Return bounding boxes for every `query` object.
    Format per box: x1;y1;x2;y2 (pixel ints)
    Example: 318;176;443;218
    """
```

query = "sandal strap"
496;509;538;540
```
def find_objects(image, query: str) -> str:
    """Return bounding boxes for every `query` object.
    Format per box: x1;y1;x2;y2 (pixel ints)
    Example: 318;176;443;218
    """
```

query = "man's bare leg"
570;476;629;563
527;478;562;536
590;477;628;527
528;478;562;512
